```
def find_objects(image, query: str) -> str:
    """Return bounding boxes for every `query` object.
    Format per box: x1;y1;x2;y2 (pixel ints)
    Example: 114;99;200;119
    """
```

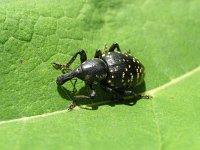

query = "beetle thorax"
75;58;108;84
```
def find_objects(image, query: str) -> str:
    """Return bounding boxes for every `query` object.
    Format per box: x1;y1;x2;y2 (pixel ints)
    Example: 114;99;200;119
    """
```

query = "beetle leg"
52;49;87;72
67;101;77;111
101;85;115;93
108;43;121;52
116;89;152;100
73;95;91;99
100;85;121;99
94;49;102;58
66;49;87;66
68;83;98;111
88;84;96;98
123;94;152;100
52;63;70;71
104;44;108;52
124;49;131;55
73;84;96;99
51;63;72;74
70;78;78;93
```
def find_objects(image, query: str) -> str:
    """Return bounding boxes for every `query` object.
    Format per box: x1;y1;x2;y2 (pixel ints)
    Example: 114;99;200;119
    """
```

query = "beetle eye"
77;68;82;73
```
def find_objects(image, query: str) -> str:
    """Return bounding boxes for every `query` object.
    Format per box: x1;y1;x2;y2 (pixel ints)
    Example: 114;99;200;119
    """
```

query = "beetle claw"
52;63;62;69
52;62;72;74
140;94;153;99
67;102;76;111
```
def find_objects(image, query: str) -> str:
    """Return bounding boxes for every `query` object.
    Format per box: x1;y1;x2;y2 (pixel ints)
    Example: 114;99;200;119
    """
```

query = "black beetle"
53;43;150;110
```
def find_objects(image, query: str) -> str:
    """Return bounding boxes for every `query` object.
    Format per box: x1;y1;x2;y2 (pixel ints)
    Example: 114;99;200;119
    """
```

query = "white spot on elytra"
122;72;125;78
137;73;139;79
131;75;133;81
108;80;111;83
128;65;131;68
112;75;114;78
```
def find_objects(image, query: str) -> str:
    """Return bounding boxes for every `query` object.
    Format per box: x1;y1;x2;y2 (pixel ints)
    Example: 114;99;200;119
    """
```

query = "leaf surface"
0;0;200;149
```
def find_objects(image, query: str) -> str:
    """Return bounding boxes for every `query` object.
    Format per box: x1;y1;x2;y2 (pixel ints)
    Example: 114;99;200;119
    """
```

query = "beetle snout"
56;76;65;85
56;73;73;85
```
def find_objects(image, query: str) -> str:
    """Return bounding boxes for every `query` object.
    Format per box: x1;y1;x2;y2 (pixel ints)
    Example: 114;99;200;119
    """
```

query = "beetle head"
56;59;108;85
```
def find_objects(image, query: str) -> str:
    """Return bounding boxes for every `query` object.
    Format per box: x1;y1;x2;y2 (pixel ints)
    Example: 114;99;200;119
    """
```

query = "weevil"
53;43;151;110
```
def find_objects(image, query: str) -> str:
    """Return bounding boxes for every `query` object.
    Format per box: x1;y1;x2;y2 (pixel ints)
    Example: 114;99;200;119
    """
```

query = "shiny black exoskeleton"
53;43;150;110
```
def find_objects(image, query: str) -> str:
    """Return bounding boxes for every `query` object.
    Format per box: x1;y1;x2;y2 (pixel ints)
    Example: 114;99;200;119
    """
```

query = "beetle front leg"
109;43;121;52
52;49;87;73
66;49;87;66
68;84;96;111
94;49;102;58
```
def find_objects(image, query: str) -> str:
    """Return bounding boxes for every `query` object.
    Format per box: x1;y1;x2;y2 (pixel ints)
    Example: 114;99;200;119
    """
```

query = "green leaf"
0;0;200;149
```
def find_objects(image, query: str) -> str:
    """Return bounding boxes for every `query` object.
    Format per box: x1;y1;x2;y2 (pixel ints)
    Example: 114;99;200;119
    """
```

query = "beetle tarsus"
52;62;62;69
52;62;71;74
73;95;93;99
139;94;153;99
67;102;76;111
128;94;153;100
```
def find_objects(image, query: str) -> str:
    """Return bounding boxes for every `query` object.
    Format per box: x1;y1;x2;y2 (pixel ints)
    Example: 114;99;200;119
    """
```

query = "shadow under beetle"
53;43;151;110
